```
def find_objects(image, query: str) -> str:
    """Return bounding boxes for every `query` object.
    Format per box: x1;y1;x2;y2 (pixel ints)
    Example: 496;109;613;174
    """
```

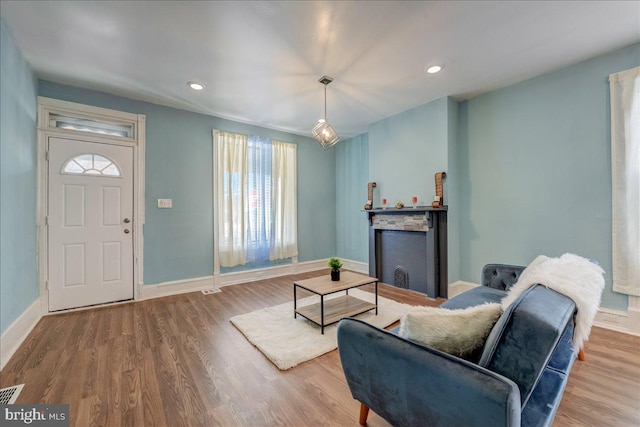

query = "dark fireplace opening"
379;230;428;294
367;208;447;298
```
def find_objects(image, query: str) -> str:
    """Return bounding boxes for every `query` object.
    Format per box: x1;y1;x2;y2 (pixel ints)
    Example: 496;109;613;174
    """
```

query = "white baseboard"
140;276;215;300
216;259;330;288
448;280;480;298
627;295;640;336
593;307;640;336
141;258;335;298
342;259;369;274
1;300;42;370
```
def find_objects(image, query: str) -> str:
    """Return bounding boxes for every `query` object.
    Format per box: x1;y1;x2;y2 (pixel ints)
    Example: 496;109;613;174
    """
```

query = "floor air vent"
0;384;24;404
201;288;221;295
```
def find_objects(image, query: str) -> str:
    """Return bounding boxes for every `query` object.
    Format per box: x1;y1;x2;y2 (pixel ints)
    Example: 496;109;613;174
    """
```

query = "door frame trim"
37;97;146;313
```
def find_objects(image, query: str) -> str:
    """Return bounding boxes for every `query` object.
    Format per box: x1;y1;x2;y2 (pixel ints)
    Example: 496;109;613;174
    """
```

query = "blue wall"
335;134;369;263
367;96;461;282
459;43;640;311
38;81;337;284
368;97;449;208
0;21;40;334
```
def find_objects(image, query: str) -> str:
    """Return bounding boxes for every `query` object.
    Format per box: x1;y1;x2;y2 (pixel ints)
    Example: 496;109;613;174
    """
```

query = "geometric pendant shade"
311;76;340;150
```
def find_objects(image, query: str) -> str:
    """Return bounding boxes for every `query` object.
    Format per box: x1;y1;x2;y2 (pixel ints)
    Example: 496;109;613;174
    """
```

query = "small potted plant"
328;257;343;281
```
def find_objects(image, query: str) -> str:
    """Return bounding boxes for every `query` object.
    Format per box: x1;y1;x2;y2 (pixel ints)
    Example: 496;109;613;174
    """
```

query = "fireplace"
367;208;447;298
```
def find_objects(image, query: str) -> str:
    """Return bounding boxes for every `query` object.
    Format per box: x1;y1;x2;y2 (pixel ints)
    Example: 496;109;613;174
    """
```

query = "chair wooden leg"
578;348;586;361
359;403;370;425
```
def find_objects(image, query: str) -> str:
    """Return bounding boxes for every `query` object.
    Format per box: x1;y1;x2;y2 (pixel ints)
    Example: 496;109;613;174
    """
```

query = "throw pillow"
398;303;502;359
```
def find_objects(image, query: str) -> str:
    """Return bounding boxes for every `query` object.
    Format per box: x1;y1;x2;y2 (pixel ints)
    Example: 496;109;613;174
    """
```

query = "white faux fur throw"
501;253;605;351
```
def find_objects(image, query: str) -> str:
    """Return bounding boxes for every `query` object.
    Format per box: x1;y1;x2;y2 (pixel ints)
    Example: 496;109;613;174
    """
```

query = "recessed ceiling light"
188;81;205;90
425;65;443;74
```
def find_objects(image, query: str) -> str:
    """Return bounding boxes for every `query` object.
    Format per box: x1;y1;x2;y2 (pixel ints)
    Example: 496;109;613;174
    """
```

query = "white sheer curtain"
215;132;297;268
246;136;272;263
216;131;248;267
610;66;640;296
271;140;298;260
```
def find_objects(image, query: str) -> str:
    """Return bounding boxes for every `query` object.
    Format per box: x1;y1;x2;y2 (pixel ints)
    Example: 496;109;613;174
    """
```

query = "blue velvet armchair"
337;264;578;427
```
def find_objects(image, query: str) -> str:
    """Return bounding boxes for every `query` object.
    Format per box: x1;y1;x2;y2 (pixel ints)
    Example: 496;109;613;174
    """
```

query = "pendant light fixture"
312;76;340;150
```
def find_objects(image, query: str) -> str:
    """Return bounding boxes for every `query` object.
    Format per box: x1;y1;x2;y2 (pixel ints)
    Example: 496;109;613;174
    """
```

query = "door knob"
124;229;130;234
124;218;131;223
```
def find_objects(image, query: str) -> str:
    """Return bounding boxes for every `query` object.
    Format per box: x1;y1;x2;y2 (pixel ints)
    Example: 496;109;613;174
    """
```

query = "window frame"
61;153;123;178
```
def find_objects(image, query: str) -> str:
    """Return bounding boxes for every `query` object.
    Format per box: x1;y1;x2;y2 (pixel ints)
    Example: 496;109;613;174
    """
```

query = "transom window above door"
49;113;134;138
61;153;121;177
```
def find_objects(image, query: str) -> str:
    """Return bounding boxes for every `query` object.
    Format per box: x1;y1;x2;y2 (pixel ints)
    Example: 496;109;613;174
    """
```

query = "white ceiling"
2;1;639;139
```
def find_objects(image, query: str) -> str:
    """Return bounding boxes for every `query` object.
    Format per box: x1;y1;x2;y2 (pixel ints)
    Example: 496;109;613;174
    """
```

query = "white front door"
47;137;134;311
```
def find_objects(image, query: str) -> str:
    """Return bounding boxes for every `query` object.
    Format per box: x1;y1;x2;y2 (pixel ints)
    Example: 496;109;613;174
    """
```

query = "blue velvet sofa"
337;264;578;427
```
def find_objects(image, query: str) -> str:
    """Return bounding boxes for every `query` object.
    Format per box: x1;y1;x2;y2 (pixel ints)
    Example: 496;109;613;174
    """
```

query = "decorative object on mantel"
328;257;343;281
395;200;404;209
364;182;376;210
382;198;387;209
311;76;340;150
412;196;418;208
431;172;447;208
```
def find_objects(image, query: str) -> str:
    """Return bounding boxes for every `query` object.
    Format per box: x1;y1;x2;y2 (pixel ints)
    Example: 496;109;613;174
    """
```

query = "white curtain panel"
215;133;298;267
610;66;640;296
270;140;298;260
216;131;248;267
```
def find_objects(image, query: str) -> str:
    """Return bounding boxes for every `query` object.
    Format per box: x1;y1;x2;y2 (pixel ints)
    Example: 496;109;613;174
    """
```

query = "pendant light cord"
324;84;327;120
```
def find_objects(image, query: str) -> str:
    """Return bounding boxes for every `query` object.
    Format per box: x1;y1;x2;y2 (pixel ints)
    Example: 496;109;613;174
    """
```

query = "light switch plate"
158;198;173;208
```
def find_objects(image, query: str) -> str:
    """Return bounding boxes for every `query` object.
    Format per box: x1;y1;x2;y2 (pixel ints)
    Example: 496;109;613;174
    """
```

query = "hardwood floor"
1;270;638;426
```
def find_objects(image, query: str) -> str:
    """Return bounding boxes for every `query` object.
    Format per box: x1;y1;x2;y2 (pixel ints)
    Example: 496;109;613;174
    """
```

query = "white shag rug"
230;289;415;370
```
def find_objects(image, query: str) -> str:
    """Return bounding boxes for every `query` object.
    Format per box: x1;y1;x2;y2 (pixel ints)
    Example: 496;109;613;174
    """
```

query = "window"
61;154;121;177
49;113;133;138
215;131;297;268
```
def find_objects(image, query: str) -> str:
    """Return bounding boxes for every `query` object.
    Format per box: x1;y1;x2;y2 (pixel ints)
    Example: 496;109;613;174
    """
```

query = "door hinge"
45;216;49;226
45;151;49;161
45;281;49;290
